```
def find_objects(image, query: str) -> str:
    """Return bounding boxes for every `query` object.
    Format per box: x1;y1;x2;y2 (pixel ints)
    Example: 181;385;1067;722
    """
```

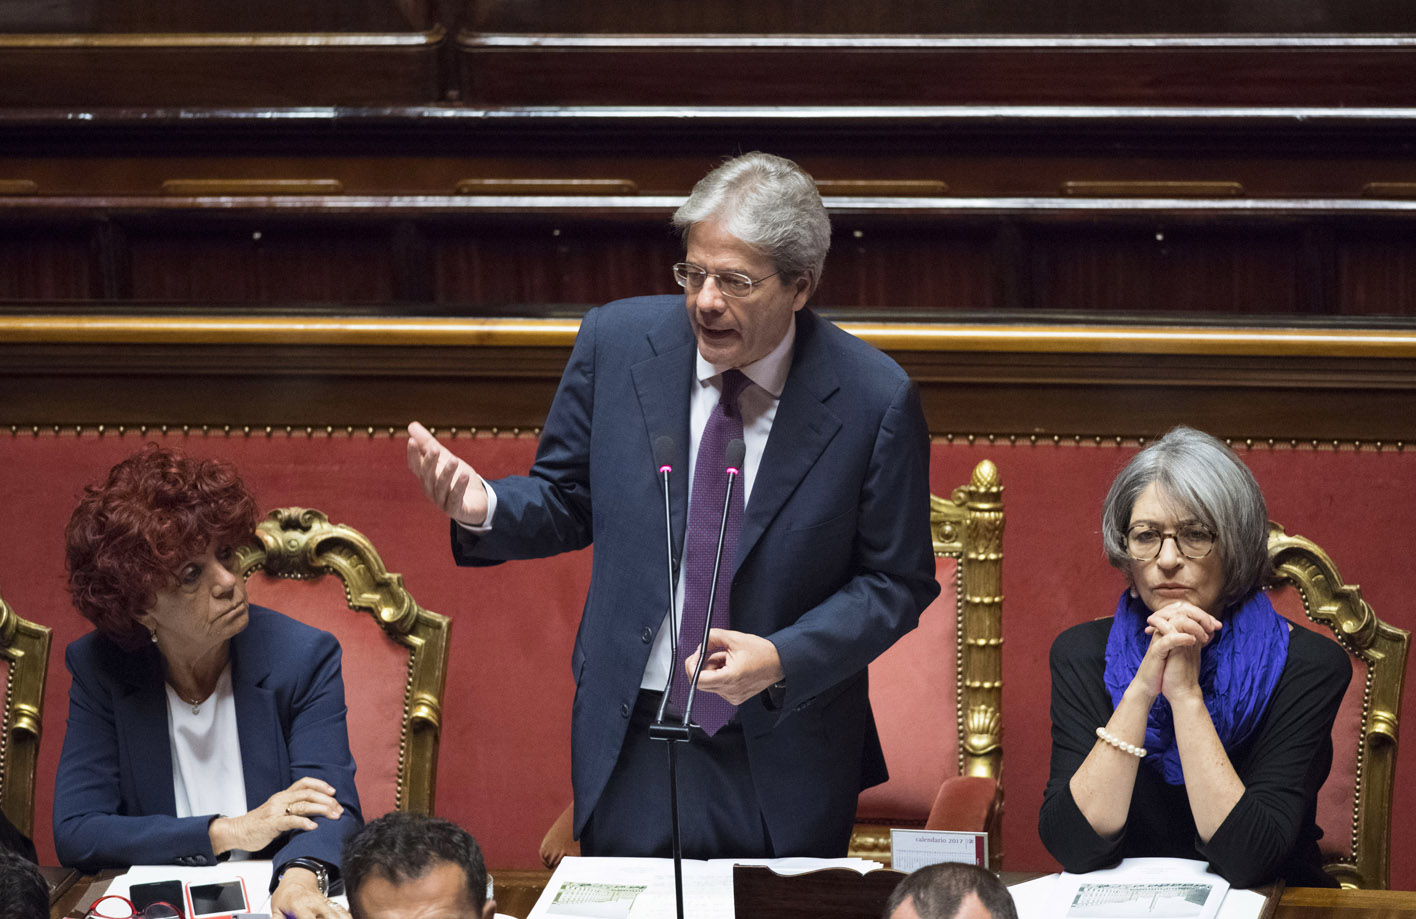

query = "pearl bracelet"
1096;726;1147;758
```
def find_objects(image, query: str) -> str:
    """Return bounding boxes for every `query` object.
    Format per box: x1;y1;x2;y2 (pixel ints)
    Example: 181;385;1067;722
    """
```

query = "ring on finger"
285;803;294;816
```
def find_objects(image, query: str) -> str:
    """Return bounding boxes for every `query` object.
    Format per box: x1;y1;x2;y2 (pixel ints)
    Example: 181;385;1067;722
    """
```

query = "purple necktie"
670;369;750;736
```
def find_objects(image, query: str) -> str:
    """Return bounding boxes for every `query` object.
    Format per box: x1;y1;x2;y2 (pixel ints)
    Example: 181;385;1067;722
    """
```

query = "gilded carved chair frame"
1266;522;1409;890
0;593;51;838
235;507;452;814
849;459;1005;866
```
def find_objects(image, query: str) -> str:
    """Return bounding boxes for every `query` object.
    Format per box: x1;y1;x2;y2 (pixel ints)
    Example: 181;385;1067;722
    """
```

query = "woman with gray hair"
1038;427;1350;888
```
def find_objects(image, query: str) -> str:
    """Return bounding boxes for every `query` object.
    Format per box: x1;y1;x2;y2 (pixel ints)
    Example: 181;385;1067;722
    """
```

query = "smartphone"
185;879;250;919
131;881;186;918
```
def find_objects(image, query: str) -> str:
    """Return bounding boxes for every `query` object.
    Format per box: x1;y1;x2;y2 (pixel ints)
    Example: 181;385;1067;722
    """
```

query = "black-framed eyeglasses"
672;262;780;298
87;895;183;919
1124;523;1217;561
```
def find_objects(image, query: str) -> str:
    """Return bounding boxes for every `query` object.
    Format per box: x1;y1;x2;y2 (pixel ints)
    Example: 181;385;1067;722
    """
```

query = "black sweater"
1038;617;1350;888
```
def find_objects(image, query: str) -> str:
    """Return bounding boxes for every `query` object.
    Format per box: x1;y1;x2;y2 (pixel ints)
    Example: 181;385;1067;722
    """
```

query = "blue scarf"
1103;590;1289;785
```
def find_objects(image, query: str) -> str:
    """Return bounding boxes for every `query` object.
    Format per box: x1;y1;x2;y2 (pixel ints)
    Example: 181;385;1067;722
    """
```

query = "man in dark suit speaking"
407;152;939;858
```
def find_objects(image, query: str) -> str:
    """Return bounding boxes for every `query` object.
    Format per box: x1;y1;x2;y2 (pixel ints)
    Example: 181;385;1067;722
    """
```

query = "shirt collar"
694;313;796;398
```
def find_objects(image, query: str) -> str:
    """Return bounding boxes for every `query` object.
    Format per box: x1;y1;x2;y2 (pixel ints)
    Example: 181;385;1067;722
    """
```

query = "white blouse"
166;663;251;856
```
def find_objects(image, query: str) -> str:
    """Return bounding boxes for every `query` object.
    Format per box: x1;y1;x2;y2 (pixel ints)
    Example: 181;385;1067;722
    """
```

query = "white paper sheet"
526;855;884;919
1006;859;1269;919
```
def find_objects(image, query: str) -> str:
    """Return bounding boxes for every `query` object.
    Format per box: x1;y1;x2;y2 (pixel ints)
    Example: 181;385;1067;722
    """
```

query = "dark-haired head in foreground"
343;812;494;919
0;847;49;919
884;861;1018;919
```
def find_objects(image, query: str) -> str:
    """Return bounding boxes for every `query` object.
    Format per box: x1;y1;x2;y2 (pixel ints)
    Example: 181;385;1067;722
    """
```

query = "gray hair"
672;151;831;293
1101;426;1270;610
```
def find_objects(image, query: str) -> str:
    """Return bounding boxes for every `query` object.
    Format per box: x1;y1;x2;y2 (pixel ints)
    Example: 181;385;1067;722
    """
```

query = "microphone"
682;437;746;727
652;436;681;725
725;438;746;476
654;435;675;475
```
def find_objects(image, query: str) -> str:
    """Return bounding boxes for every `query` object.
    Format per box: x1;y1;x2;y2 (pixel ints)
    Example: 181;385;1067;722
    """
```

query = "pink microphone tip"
659;464;672;474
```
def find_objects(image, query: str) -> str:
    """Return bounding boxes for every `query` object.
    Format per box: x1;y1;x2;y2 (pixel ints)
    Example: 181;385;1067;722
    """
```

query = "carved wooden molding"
1266;522;1411;889
851;460;1006;868
0;594;51;838
235;507;452;814
6;314;1416;359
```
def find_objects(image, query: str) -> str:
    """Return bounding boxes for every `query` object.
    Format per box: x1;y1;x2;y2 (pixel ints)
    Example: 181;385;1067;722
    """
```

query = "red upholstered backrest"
858;556;960;825
1265;584;1364;864
12;430;1416;886
244;573;413;821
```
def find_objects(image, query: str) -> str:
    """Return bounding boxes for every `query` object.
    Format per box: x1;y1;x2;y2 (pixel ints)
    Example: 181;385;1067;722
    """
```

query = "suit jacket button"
621;701;630;718
640;627;653;643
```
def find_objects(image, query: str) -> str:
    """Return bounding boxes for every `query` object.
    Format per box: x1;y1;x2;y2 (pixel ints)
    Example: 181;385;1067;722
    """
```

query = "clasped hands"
1135;601;1222;702
684;628;785;705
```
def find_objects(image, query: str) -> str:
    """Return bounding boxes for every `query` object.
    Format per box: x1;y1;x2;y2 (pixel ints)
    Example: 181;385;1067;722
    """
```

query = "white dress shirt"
639;316;795;691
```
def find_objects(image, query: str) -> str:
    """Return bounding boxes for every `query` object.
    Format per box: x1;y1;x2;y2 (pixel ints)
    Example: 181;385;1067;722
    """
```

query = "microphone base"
648;721;693;743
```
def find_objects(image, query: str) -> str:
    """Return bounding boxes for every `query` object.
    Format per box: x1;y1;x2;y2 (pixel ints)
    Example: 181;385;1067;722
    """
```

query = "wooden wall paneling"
392;220;435;303
4;109;1416;200
7;191;1416;316
0;31;445;108
993;222;1032;313
465;0;1416;34
1336;226;1416;315
811;222;999;312
93;219;130;300
1025;222;1305;315
124;220;400;304
6;317;1416;441
1299;225;1339;316
0;224;93;300
0;0;436;34
456;36;1416;108
426;216;681;307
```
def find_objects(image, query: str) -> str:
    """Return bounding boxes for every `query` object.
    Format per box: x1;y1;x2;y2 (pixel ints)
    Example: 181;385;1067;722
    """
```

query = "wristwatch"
279;857;331;897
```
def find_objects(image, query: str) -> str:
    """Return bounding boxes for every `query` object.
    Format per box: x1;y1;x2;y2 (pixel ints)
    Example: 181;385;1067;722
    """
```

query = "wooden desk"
48;869;112;919
53;866;1416;919
489;869;554;919
1277;886;1416;919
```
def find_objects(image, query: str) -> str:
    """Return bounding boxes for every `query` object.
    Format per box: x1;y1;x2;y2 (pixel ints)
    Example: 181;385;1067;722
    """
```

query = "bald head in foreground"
884;862;1018;919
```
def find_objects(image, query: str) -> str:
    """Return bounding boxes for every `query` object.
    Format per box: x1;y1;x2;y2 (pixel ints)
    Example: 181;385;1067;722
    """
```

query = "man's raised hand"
406;421;489;526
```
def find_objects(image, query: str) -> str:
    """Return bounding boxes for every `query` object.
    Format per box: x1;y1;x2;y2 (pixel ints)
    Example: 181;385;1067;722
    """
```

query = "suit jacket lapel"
229;619;284;809
738;311;842;564
631;307;696;552
114;647;177;817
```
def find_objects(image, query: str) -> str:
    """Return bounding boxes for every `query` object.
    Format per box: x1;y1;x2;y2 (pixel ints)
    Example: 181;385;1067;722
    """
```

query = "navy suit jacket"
453;296;939;855
54;606;363;874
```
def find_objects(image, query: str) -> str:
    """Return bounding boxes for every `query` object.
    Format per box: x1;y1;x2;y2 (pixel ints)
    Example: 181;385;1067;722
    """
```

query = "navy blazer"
54;606;363;874
454;297;939;855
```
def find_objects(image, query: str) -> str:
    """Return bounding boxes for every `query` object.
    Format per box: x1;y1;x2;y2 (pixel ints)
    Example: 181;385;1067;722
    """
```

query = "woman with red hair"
54;445;362;919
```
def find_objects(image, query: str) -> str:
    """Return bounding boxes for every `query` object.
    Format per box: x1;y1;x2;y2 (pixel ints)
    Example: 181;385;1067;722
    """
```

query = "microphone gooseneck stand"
649;437;744;919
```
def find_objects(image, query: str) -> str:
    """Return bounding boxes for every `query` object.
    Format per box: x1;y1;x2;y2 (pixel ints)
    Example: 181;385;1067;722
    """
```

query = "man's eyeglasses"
1124;523;1217;561
87;896;182;919
672;262;780;299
